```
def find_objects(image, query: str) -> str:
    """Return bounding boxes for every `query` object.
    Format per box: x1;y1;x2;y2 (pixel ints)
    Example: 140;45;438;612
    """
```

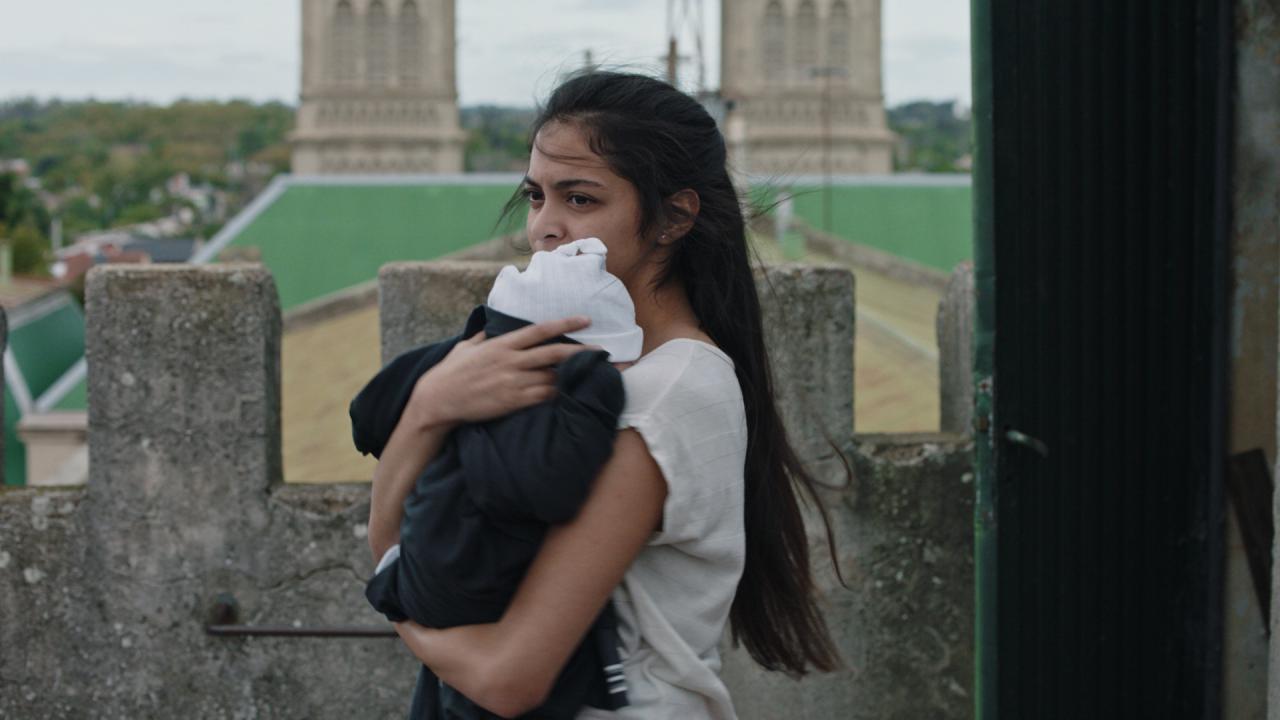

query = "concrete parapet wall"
0;265;417;718
721;433;975;719
0;263;971;719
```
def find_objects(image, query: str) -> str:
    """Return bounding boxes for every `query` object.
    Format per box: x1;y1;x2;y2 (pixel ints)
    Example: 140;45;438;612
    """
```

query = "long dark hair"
505;71;841;674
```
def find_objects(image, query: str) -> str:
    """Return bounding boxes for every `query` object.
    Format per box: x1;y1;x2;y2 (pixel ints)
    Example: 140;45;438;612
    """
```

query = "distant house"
52;237;202;284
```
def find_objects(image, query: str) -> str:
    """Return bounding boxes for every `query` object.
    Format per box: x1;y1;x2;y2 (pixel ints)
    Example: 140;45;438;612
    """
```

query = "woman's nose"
530;206;567;243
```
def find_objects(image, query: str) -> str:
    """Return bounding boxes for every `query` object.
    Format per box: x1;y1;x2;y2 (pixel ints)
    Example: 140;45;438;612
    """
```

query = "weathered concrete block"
377;260;855;475
755;264;856;474
720;433;975;720
378;260;502;363
0;265;416;719
84;265;283;598
937;261;975;434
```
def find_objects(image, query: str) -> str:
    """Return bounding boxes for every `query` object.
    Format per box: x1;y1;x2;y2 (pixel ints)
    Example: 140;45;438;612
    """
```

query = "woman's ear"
659;189;701;245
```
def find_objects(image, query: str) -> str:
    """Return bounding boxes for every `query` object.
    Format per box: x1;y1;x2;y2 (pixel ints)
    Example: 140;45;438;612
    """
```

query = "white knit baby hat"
486;237;644;362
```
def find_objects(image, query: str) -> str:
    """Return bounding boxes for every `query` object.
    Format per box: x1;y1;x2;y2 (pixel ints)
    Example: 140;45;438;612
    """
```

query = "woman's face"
522;121;650;285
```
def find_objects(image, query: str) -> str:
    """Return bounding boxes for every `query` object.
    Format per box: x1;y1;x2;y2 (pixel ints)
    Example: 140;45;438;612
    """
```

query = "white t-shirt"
578;338;748;720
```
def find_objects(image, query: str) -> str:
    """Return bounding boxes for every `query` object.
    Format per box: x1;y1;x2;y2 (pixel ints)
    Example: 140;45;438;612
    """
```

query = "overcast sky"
0;0;970;108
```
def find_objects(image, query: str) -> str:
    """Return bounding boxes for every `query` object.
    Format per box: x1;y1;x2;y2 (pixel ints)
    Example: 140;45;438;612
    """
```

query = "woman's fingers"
514;369;557;388
521;384;558;405
498;316;591;350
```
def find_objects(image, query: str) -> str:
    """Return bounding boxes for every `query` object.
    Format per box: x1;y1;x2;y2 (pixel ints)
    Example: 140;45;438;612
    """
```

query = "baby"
351;238;639;720
486;237;642;366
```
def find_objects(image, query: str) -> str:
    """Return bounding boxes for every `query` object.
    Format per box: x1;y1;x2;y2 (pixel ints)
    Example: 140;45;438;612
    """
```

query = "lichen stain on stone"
23;566;46;584
0;549;10;569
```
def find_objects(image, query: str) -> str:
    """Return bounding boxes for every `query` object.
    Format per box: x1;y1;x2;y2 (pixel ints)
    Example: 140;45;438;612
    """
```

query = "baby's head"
487;237;643;363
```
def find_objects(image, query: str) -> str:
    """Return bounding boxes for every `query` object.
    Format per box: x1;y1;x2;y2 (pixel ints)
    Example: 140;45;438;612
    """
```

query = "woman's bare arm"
393;429;666;718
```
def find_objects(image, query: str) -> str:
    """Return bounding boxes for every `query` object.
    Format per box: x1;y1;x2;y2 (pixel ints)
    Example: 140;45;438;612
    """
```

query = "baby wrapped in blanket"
350;239;640;719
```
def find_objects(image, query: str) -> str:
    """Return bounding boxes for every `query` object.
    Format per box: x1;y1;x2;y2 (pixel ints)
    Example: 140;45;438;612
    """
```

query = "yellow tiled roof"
281;303;381;484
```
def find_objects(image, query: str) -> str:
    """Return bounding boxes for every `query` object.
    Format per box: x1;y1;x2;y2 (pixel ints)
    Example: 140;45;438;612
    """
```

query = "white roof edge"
4;347;33;414
190;173;292;265
286;172;525;186
741;172;972;187
34;356;87;413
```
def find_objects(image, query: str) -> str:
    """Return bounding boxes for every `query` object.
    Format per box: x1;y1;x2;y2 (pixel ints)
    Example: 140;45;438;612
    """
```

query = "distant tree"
60;196;104;236
0;173;50;274
461;105;534;171
116;203;165;226
0;172;48;234
6;223;49;275
0;98;295;232
887;100;972;173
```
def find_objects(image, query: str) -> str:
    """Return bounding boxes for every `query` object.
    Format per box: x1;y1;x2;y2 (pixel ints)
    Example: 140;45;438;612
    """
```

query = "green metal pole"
970;0;998;716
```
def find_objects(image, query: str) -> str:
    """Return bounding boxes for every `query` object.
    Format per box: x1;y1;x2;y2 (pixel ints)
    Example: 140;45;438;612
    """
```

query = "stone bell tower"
291;0;465;174
721;0;895;177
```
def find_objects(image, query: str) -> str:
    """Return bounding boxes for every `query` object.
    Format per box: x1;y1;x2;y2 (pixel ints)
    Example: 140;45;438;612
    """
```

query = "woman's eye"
567;194;595;207
522;188;544;204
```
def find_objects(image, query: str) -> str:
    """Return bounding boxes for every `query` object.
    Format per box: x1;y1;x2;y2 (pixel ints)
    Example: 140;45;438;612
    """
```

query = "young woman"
367;71;839;719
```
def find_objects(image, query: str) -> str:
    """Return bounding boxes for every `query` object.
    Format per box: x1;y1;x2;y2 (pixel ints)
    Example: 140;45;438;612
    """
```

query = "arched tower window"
763;0;785;83
329;0;357;85
827;0;850;71
398;0;422;87
366;0;390;86
793;0;819;75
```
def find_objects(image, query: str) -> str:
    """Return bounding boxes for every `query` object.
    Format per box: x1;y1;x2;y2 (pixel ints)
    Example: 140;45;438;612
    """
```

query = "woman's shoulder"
618;339;747;546
619;338;742;424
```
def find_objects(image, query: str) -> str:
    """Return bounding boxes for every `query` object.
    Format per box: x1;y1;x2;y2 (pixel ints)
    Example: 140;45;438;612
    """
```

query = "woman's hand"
368;315;596;559
406;315;595;430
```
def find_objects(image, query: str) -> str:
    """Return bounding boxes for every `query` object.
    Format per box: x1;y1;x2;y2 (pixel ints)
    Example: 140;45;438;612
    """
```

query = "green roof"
204;174;973;310
754;177;973;273
11;295;84;398
199;176;524;310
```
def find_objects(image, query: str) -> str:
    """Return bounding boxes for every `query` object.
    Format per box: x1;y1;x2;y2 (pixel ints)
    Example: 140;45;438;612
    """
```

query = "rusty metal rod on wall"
203;592;396;638
205;624;396;638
